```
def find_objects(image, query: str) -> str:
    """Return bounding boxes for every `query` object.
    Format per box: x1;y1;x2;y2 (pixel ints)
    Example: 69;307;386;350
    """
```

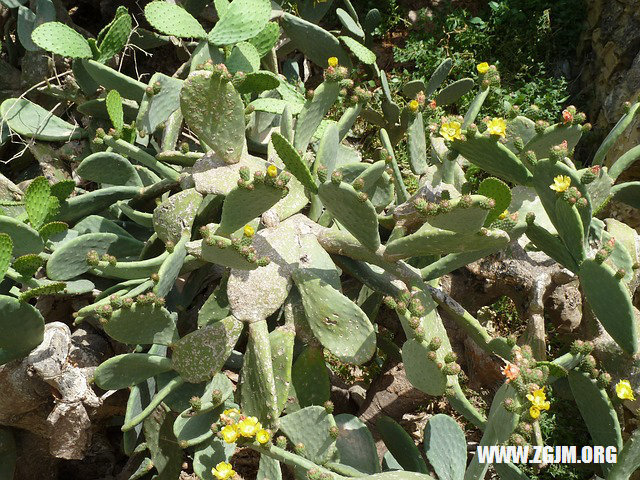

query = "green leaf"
144;2;207;39
106;90;124;132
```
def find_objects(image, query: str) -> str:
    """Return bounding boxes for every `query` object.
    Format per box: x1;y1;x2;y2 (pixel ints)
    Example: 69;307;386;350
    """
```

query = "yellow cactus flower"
616;380;636;401
440;121;462;141
256;429;271;444
212;461;235;480
549;175;571;193
243;225;255;237
487;118;507;137
526;387;551;412
238;416;261;437
529;406;541;419
477;62;490;74
328;57;339;68
409;100;420;112
223;408;240;417
498;210;509;220
220;425;238;444
267;164;278;178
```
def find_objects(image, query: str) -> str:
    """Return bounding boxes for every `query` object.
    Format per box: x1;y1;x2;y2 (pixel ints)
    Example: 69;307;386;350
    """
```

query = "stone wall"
577;0;640;168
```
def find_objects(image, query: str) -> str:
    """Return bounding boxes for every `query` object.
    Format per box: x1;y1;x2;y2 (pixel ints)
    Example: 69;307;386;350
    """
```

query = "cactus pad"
181;69;245;164
271;132;318;193
153;189;203;245
144;2;206;39
46;232;118;280
279;405;338;465
77;152;142;186
93;353;173;390
335;414;381;474
290;345;330;409
1;98;87;140
377;416;428;473
208;0;270;46
423;414;467;480
171;316;244;382
31;22;92;58
0;294;45;365
104;302;178;346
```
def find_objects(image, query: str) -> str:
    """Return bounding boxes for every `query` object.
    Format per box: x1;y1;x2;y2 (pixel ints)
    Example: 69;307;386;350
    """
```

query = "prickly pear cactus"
1;4;640;480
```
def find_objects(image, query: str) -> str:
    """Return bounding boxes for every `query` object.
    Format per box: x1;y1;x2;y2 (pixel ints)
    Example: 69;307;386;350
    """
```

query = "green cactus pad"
81;59;146;101
402;79;426;99
340;162;394;211
607;427;640;480
452;135;532;185
193;439;235;480
293;81;341;153
289;344;330;410
1;98;87;140
105;90;124;132
154;235;188;298
463;86;490;128
208;0;270;46
612;181;640;209
77;152;142;186
0;233;11;281
464;384;519;479
240;320;280;425
336;8;364;38
217;182;284;236
318;181;380;251
248;98;304;115
407;112;427;175
181;70;245;164
384;223;509;260
0;216;43;256
144;2;206;39
153;189;203;245
173;405;221;448
525;221;578;272
187;238;258;270
503;116;536;153
0;294;45;365
281;12;351;69
18;281;66;302
609;144;640;181
293;242;376;364
531;159;591;238
568;369;621;475
524;123;583;159
339;36;376;65
594;101;640;166
96;7;132;62
73;215;143;257
31;22;92;58
39;221;69;243
142;407;182;479
377;415;429;473
234;71;280;95
171;316;244;382
604;218;637;285
425;58;453;98
554;197;585;263
77;97;138;121
226;42;260;74
423;414;466;480
46;232;118;280
423;195;492;233
136;73;183;135
249;21;280;57
257;456;281;480
271;132;318;193
94;353;171;390
317;122;339;176
24;176;53;229
279;405;338;465
478;177;511;226
12;253;43;278
270;326;295;415
104;302;178;346
335;414;381;474
435;78;474;106
579;259;637;354
17;0;56;52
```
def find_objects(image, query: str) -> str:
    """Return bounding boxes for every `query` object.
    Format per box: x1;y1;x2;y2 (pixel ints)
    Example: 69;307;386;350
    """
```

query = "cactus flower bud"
323;400;334;414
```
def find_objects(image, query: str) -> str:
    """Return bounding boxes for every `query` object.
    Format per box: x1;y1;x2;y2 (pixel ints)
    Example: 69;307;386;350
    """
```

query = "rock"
545;281;583;332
